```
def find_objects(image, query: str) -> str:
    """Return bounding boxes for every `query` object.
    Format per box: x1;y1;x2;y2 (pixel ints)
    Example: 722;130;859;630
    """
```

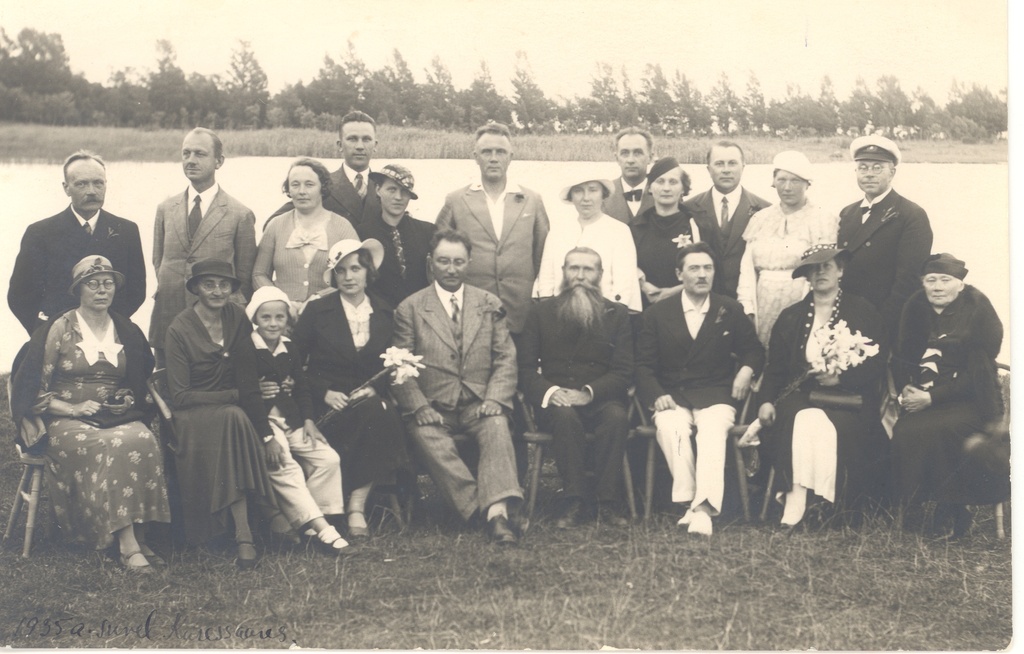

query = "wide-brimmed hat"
558;177;615;203
850;134;901;166
771;150;813;183
68;255;125;296
246;285;296;322
368;164;418;200
186;260;242;295
792;244;850;279
922;253;968;280
322;238;385;285
646;156;681;185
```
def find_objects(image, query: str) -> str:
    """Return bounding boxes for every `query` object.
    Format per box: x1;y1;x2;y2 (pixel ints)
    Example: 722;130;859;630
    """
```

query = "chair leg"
387;493;405;530
643;438;655;521
622;452;638;520
760;466;775;522
996;502;1005;539
3;465;32;545
731;437;751;522
525;442;545;519
23;466;44;558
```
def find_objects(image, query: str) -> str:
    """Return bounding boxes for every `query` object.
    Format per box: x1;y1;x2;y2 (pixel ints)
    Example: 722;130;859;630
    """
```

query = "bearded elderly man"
518;248;634;527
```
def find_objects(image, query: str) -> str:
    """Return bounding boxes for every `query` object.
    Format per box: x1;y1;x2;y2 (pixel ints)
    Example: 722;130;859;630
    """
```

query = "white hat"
558;178;616;203
323;238;385;285
245;285;295;322
849;134;901;165
771;150;813;183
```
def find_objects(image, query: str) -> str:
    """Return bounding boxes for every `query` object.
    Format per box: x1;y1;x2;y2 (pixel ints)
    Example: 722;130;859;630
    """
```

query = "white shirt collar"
251;331;291;356
340;294;374;319
434;282;465;311
469;180;521;195
711;186;743;208
621;177;646;193
681;291;710;315
342;163;372;188
70;205;99;228
187;183;220;214
860;186;893;209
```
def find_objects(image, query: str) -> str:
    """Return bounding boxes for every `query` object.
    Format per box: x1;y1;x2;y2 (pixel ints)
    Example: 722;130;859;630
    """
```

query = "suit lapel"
324;297;358;360
841;191;899;253
169;192;189;252
364;296;391;358
460;287;485;351
664;299;695;358
498;191;527;244
331;169;363;219
602;179;630;221
189;190;226;252
421;289;460;353
462;189;499;242
689;294;720;357
726;190;757;252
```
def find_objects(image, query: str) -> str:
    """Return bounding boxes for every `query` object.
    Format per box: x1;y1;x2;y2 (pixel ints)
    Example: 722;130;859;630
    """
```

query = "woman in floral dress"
738;151;838;346
10;256;170;572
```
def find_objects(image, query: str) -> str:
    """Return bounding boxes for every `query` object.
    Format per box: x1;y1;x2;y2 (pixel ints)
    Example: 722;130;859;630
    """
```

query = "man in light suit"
9;151;146;334
149;128;257;361
602;127;655;225
838;135;932;338
267;110;381;230
435;122;549;337
392;230;525;545
683;141;771;299
636;242;764;537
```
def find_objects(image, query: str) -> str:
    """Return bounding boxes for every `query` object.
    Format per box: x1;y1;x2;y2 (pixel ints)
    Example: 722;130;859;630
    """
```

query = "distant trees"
0;26;1008;141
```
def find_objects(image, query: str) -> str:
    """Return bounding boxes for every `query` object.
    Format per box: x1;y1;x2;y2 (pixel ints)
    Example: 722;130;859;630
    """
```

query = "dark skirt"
760;389;889;508
172;404;277;544
319;396;412;493
891;401;1008;505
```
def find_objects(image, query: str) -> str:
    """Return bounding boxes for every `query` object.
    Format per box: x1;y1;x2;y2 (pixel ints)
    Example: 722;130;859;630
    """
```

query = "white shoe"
687;510;713;536
677;509;694;527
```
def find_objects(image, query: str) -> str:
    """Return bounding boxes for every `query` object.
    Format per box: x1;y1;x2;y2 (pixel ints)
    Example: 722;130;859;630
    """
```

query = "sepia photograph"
0;0;1012;649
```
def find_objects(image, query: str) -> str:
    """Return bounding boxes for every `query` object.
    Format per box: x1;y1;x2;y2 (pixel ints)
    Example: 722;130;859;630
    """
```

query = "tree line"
0;27;1007;142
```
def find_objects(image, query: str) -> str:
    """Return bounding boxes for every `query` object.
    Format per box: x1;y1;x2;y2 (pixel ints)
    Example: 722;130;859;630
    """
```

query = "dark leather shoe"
488;516;518;545
597;503;629;527
555;500;585;529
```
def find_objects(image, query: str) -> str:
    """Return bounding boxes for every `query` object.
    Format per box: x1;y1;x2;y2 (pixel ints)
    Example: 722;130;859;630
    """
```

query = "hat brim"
559;179;616;203
69;270;126;296
322;239;386;285
186;274;242;295
368;171;418;200
793;249;850;279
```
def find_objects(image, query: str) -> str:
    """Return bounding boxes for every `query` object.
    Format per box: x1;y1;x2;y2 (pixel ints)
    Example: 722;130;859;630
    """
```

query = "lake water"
0;158;1010;369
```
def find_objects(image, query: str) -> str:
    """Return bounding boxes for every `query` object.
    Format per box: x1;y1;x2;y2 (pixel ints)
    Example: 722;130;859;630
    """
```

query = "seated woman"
10;256;170;572
253;158;359;313
756;245;888;529
891;253;1005;537
246;286;349;554
164;260;277;568
292;239;412;538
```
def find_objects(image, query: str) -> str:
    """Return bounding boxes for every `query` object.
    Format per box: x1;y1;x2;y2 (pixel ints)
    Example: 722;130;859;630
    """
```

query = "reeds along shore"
0;122;1008;164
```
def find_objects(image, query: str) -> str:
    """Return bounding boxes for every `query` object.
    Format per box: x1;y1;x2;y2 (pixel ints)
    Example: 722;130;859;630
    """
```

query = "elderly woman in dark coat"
757;245;888;529
891;253;1005;537
291;239;412;538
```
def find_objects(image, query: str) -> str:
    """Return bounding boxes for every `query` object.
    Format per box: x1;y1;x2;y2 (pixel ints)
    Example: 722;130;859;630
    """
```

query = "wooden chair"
993;363;1010;539
2;444;48;558
519;391;640;521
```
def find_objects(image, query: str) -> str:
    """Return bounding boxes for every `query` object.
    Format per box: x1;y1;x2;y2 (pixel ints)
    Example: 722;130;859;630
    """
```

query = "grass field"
0;122;1008;165
0;376;1011;650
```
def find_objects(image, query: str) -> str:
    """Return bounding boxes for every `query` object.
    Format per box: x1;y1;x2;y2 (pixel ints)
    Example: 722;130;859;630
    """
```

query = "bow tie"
624;189;644;202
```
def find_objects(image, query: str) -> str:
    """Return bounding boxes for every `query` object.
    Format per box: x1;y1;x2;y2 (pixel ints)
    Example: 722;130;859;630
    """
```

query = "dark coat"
253;340;304;430
8;207;146;334
893;286;1003;422
636;292;764;410
631;205;721;291
837;189;932;336
290;291;394;420
356;211;437;309
268;167;381;231
602;178;655;225
683;187;772;299
517;296;633;407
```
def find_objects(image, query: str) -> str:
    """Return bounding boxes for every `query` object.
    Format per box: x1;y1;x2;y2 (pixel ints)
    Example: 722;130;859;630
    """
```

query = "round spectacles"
83;279;116;291
199;279;235;292
856;163;889;174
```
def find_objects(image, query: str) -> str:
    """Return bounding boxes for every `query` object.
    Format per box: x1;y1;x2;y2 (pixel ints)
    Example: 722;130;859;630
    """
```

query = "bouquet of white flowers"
776;320;879;403
316;347;424;427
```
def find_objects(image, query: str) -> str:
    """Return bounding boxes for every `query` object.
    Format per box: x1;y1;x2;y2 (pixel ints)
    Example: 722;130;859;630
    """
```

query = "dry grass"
0;377;1012;650
0;123;1008;164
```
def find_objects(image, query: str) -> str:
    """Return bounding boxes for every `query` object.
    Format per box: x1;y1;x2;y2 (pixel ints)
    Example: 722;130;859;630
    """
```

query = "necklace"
804;287;842;333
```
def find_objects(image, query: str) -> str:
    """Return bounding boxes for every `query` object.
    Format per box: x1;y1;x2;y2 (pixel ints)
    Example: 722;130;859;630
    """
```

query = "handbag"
79;408;149;429
808;388;863;410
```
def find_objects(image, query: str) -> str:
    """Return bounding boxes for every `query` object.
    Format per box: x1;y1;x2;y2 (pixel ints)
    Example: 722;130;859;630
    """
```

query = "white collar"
342;163;372;187
681;292;710;315
711;186;743;206
621;177;646;193
187;183;220;208
70;205;99;227
860;186;893;208
469;180;521;196
434;282;465;307
75;310;123;366
251;331;290;356
340;294;374;319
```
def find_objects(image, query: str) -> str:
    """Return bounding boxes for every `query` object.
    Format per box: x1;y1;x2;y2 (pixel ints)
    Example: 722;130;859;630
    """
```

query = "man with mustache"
636;242;764;536
519;248;634;527
149;128;257;365
9;150;146;334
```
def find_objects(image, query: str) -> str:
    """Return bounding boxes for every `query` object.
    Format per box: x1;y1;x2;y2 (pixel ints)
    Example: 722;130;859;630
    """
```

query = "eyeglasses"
199;279;234;292
83;279;115;291
856;163;890;174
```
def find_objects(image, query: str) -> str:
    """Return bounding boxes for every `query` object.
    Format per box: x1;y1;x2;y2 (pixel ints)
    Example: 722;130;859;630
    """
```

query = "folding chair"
2;444;49;558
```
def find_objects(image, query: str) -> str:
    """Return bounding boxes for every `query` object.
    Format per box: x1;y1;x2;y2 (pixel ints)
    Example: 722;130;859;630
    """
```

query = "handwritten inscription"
8;611;291;645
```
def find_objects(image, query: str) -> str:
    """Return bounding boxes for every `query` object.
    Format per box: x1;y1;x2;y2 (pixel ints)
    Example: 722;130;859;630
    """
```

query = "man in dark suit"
435;122;549;337
602;127;655;224
9;151;146;334
149;128;257;361
636;242;764;536
519;247;633;528
838;135;932;338
683;141;771;299
392;230;525;545
267;111;381;230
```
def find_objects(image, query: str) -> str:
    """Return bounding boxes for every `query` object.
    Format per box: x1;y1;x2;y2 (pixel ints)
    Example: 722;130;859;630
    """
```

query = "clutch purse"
79;408;149;429
808;389;863;410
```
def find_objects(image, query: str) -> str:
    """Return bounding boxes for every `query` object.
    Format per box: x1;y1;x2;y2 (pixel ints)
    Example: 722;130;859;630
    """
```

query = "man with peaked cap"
837;134;932;338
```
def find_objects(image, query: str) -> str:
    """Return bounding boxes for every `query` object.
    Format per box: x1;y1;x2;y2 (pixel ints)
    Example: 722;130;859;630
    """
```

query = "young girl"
246;286;349;554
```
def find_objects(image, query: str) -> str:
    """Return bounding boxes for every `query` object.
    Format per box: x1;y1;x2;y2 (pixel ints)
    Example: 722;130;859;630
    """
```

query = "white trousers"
268;419;345;529
653;403;736;514
790;408;837;504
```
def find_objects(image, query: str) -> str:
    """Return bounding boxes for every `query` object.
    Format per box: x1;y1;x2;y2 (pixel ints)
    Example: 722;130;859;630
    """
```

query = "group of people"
6;110;1008;572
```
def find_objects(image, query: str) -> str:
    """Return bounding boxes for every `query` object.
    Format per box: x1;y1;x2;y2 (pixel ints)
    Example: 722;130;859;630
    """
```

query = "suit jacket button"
186;256;196;263
865;241;871;247
842;241;848;247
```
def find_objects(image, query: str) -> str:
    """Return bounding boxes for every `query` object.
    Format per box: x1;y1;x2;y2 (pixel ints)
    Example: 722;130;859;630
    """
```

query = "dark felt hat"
646;156;681;185
922;253;968;280
186;259;242;295
792;244;850;279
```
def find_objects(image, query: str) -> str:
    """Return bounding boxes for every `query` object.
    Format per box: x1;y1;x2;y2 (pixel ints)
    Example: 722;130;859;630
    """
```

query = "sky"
0;0;1009;105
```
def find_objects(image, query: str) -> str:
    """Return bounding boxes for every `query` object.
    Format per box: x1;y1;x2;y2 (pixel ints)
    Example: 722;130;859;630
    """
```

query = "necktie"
450;295;460;325
624;189;643;202
187;196;203;240
83;221;93;236
450;295;462;350
354;173;365;199
720;196;730;231
391;227;407;278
